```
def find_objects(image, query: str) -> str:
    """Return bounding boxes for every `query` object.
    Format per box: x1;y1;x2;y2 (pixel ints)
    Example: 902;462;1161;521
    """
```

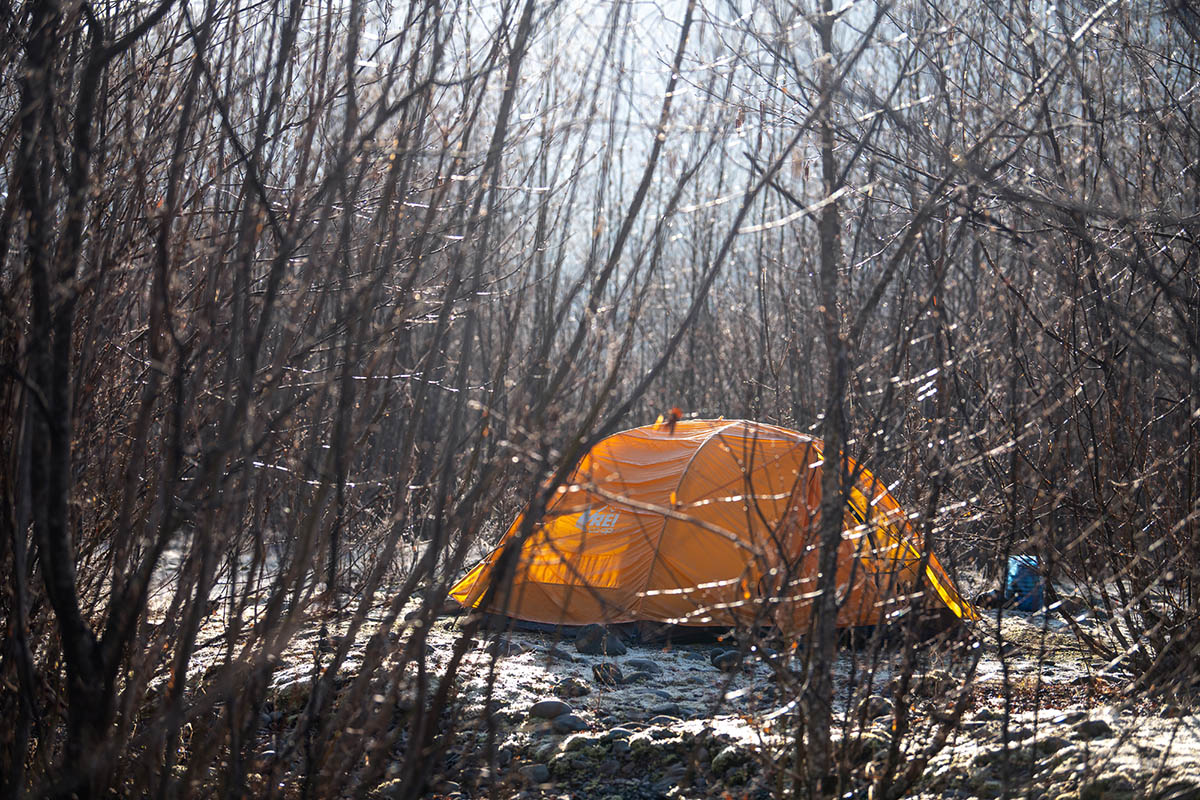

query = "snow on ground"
364;604;1197;800
214;596;1200;799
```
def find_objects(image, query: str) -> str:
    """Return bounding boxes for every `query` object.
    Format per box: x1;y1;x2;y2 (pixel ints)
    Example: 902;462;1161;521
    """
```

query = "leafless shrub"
1;0;1196;797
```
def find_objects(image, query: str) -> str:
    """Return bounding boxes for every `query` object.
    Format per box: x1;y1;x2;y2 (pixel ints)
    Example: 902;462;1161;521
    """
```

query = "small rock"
858;695;894;720
498;747;513;767
622;671;652;684
576;624;627;656
1137;743;1164;760
974;706;1002;721
529;699;572;719
977;779;1004;799
850;729;892;763
532;741;558;761
564;733;600;752
1079;772;1134;800
652;765;687;794
544;646;578;663
553;713;589;733
1052;710;1088;725
1043;745;1083;773
1073;718;1114;740
624;657;664;674
648;715;679;726
1050;753;1087;782
489;639;526;657
711;745;749;776
593;663;623;685
650;702;682;716
270;678;312;714
1002;726;1032;743
601;727;634;741
1035;735;1072;755
913;669;955;699
555;677;591;698
711;650;742;671
612;739;631;756
1154;780;1200;800
518;763;550;783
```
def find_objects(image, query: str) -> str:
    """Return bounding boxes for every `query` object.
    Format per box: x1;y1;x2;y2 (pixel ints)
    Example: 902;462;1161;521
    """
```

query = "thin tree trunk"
806;0;847;792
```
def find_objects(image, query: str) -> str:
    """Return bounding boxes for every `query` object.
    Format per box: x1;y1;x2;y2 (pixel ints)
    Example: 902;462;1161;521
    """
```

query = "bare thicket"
1;0;1196;797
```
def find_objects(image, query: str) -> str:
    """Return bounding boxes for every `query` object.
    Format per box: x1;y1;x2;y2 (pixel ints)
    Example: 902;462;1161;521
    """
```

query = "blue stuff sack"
1006;555;1045;611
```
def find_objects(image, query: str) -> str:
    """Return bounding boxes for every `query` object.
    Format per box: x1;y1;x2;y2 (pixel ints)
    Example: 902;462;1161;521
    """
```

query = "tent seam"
635;419;741;618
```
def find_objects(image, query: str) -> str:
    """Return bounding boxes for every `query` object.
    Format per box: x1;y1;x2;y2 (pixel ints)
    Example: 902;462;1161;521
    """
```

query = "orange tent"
450;419;977;632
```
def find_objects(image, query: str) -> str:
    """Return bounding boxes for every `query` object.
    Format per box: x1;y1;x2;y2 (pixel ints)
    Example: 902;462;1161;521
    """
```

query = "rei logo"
578;505;621;533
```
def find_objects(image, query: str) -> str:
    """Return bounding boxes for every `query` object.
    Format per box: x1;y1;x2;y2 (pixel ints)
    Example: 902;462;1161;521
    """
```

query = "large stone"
623;657;663;675
602;727;634;742
1073;718;1114;740
518;763;550;783
529;699;572;719
711;745;750;776
575;624;627;656
553;713;589;733
711;650;742;671
622;671;652;685
555;677;592;698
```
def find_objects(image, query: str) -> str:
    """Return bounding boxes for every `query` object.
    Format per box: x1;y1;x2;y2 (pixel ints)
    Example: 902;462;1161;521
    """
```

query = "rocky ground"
253;603;1200;800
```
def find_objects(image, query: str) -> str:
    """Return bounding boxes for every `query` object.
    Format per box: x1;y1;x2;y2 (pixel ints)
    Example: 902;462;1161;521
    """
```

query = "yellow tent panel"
450;419;977;632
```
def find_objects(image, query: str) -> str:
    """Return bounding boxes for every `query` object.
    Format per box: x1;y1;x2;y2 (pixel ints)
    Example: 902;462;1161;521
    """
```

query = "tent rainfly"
450;419;977;632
